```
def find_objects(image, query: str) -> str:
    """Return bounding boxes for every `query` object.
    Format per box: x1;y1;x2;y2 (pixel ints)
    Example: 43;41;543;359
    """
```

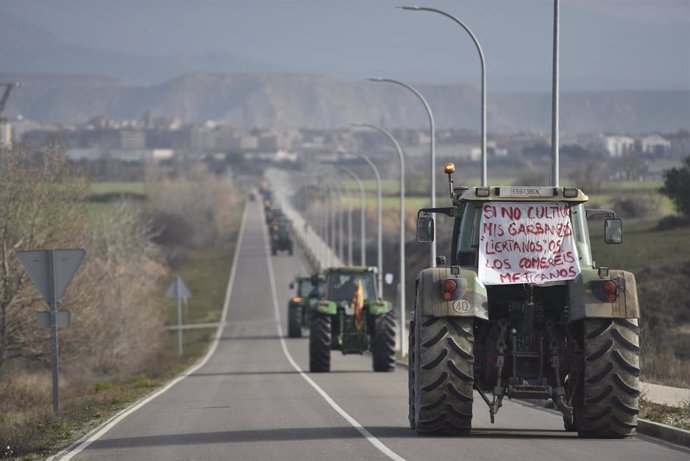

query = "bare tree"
0;144;90;379
64;202;166;375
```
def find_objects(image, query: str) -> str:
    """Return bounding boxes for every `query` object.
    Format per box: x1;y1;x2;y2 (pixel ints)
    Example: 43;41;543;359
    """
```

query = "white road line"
49;203;249;461
262;211;406;461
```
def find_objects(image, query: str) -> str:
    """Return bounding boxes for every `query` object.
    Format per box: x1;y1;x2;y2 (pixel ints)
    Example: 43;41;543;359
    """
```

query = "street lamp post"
353;154;384;297
327;176;347;263
551;0;560;187
318;182;329;268
322;180;338;266
352;123;407;355
400;6;488;187
340;166;367;266
369;77;436;267
336;176;355;266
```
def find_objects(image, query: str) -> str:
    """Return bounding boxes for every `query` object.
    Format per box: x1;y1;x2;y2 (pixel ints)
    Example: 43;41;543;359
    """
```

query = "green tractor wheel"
408;319;416;429
414;315;474;435
309;313;331;372
577;318;640;438
373;311;396;372
287;303;302;338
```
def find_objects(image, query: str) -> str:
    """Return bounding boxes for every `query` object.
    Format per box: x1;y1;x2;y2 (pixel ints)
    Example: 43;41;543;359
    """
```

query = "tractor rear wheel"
577;318;640;438
287;303;302;338
309;313;331;372
414;315;474;435
373;311;396;372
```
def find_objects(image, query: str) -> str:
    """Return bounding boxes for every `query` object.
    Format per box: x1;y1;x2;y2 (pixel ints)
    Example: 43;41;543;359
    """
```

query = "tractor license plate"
498;186;556;198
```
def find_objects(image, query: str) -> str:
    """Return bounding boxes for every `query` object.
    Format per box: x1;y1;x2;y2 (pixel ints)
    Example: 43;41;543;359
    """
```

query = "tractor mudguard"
365;299;390;316
317;300;337;315
415;267;488;320
568;268;640;321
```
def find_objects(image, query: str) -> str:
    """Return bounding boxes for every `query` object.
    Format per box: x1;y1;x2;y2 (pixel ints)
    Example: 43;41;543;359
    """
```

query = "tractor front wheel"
373;311;396;372
287;303;302;338
309;313;331;372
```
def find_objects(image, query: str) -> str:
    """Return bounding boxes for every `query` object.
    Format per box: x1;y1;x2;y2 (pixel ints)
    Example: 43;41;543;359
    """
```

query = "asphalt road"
60;201;689;461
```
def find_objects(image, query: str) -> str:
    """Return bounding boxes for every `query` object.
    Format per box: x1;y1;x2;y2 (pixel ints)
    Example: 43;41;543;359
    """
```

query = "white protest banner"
478;202;581;285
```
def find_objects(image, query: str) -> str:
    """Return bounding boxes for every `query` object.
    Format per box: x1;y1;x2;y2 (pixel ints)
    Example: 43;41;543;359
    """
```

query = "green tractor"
408;163;640;438
287;274;324;338
309;267;396;373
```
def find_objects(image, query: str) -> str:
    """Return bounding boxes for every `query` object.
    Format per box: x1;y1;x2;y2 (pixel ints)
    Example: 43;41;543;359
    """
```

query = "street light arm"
368;78;435;130
351;123;405;172
368;77;436;266
400;6;488;187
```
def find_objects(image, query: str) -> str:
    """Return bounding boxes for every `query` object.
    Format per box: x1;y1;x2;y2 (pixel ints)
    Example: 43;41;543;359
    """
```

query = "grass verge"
640;398;690;431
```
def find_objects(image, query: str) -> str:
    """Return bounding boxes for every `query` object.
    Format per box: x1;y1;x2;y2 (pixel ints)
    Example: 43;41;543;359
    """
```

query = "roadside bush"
611;194;661;219
145;166;237;249
65;202;166;376
657;215;690;230
660;156;690;217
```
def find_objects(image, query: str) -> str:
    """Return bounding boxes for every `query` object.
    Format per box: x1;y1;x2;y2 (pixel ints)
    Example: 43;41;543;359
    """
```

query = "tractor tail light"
603;280;617;302
442;279;458;301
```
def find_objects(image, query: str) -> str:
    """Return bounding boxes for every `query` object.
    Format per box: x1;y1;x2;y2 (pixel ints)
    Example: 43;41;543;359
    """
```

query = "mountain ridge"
2;72;688;133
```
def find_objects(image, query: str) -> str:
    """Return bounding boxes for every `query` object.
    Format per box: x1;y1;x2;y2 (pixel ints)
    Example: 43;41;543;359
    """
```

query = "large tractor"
309;267;396;373
408;162;640;438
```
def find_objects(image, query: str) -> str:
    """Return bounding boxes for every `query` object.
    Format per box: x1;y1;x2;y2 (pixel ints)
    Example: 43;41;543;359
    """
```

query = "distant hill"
2;72;688;133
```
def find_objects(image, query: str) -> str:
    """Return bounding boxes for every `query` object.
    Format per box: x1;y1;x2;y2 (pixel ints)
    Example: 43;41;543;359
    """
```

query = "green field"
590;218;690;273
88;182;147;217
334;178;675;217
90;181;146;195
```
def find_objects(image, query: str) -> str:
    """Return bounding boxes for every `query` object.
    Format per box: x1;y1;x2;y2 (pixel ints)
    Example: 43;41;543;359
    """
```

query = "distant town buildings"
603;135;635;157
4;112;688;173
640;134;671;155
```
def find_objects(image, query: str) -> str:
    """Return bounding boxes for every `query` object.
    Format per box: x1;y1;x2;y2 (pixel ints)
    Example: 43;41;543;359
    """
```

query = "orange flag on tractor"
353;279;365;331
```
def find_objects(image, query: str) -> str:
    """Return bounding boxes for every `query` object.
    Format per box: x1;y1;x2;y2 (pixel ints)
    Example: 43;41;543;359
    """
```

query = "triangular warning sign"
17;249;85;304
166;275;191;300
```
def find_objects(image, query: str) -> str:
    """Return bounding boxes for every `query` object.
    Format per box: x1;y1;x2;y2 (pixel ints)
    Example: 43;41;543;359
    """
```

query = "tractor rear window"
298;279;314;297
327;273;376;301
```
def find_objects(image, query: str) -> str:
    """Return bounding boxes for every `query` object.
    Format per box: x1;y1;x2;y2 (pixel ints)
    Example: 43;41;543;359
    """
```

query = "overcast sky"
4;0;690;91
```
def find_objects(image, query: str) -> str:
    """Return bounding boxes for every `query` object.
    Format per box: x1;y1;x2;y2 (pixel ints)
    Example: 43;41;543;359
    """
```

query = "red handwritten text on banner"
478;202;581;285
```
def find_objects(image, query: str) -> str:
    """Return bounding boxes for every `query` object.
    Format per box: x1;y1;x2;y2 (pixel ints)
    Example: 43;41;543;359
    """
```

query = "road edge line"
48;202;249;461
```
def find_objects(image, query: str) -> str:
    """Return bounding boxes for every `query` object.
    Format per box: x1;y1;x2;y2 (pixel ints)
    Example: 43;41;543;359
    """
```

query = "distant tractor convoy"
261;186;294;256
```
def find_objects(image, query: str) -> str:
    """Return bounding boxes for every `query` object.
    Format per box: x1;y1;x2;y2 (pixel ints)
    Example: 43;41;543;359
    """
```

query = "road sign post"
17;249;85;414
166;275;191;356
